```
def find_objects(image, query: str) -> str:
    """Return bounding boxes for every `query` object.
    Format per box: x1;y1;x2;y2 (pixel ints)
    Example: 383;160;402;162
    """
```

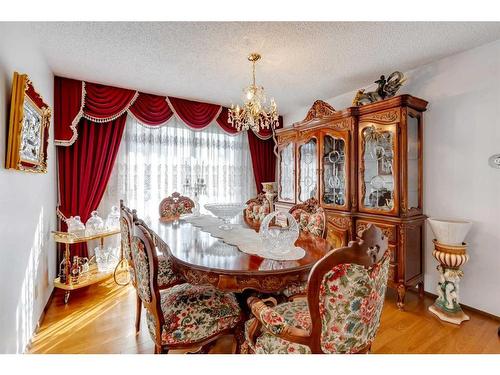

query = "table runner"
181;214;305;261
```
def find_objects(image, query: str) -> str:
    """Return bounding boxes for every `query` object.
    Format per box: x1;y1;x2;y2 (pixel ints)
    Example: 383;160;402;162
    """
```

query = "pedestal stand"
428;239;470;325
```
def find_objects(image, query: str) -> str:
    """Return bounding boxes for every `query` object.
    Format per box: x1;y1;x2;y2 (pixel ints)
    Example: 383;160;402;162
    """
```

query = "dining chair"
244;193;272;225
120;200;183;334
159;192;195;222
282;198;327;299
243;224;390;354
289;198;326;238
131;215;243;354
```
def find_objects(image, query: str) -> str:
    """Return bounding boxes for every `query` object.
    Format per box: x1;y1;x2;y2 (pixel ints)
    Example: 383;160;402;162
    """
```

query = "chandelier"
228;53;279;133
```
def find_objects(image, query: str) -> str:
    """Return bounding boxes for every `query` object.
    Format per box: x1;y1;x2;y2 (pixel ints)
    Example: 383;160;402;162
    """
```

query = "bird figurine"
352;71;406;106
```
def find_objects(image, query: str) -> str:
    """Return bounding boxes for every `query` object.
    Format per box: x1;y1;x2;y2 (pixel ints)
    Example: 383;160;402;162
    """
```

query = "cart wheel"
114;258;131;286
64;291;70;304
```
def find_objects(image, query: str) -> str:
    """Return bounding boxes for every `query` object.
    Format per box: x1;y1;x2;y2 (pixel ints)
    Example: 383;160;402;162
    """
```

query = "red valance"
83;83;138;123
129;93;173;126
215;107;239;135
54;77;279;146
168;96;221;130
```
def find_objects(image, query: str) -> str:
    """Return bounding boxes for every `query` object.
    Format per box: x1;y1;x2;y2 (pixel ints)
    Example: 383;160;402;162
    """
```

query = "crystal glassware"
204;203;244;230
85;211;105;236
66;216;86;237
105;206;120;230
94;246;120;272
260;211;299;256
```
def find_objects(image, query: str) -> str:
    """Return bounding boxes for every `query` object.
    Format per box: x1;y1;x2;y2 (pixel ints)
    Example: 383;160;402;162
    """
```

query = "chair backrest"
131;217;164;346
120;200;136;283
289;198;326;238
307;224;390;353
244;193;271;223
159;192;195;221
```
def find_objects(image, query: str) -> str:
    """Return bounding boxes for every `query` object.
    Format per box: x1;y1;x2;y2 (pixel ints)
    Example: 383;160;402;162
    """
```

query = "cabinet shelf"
52;229;120;244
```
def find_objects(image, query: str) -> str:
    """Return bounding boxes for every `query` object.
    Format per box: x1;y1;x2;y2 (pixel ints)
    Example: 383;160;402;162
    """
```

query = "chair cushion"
245;299;312;354
146;283;241;345
157;255;182;288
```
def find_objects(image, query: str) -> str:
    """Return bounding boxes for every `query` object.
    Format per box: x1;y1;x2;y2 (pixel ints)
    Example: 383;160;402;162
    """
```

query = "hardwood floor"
29;279;500;354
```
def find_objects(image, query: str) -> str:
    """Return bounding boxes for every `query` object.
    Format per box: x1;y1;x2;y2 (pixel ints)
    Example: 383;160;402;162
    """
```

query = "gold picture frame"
5;72;51;173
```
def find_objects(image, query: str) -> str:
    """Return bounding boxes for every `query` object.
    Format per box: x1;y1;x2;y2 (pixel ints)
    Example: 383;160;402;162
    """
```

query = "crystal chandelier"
228;53;279;133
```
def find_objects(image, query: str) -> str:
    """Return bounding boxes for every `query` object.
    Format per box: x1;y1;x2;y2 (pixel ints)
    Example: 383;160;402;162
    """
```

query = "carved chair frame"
247;224;389;354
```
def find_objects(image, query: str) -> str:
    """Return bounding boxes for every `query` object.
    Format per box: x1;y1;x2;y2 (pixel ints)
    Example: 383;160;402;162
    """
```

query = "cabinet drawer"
356;220;397;244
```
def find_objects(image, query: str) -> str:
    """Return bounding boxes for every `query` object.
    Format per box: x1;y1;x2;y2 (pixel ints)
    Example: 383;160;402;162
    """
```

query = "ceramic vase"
427;218;472;325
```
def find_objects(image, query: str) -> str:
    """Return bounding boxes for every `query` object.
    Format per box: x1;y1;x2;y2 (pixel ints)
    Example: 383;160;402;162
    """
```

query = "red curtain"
129;93;173;125
54;77;84;145
57;117;127;257
247;129;277;193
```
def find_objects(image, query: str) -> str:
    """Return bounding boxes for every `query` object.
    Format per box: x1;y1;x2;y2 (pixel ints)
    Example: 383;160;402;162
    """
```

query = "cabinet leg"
64;291;71;304
397;284;406;310
417;282;425;299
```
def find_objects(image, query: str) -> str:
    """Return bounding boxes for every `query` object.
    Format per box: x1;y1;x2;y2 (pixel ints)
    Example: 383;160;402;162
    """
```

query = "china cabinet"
275;95;428;309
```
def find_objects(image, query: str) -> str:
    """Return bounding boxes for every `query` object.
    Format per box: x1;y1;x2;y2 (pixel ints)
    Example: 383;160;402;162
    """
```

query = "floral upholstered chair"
120;200;183;334
131;216;243;354
289;198;326;238
243;225;390;354
244;193;273;225
159;192;195;222
282;198;327;299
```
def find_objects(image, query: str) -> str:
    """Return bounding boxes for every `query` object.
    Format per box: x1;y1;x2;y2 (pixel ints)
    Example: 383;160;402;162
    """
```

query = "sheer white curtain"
99;115;256;225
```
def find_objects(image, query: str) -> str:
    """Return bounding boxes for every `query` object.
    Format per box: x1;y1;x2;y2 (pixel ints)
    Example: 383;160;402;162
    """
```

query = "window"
100;115;256;225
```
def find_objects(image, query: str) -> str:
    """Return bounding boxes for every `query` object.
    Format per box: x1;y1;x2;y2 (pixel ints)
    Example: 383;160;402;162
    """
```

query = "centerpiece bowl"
204;203;244;230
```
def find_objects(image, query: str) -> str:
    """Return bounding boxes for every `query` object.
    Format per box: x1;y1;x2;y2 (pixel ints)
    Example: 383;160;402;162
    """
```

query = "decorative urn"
427;218;472;325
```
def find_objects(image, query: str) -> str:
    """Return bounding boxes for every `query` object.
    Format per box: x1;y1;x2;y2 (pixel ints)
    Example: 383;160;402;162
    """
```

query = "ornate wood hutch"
275;95;428;309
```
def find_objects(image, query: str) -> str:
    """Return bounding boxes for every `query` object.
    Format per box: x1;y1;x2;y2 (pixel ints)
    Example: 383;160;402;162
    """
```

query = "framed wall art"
5;72;51;173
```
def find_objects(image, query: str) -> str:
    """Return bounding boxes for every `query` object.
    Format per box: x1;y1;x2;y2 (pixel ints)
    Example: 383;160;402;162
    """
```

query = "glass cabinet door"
360;124;398;214
321;133;348;209
278;143;295;202
407;113;420;210
298;138;318;202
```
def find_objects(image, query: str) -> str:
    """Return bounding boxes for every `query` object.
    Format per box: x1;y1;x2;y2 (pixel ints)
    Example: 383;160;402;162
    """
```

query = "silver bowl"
204;203;244;230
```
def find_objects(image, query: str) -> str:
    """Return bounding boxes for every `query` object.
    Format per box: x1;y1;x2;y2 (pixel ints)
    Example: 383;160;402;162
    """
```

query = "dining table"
146;213;334;294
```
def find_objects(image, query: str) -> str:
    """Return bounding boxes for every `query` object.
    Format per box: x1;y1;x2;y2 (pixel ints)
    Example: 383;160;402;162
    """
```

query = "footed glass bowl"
204;203;244;230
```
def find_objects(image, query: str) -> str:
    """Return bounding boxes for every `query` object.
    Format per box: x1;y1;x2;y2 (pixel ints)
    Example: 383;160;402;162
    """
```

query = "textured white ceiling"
26;22;500;115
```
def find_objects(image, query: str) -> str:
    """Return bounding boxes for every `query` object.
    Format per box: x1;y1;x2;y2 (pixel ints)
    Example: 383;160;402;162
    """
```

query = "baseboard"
23;287;56;353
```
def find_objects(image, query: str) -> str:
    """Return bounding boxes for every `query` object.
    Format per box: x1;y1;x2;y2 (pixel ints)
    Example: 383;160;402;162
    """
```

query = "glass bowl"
204;203;244;230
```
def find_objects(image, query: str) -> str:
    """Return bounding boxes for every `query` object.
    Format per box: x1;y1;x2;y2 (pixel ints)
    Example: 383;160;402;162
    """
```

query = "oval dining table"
147;215;333;294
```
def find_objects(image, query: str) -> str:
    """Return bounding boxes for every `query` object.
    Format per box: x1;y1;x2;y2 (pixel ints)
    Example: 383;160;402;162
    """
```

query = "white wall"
0;23;56;353
285;39;500;316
